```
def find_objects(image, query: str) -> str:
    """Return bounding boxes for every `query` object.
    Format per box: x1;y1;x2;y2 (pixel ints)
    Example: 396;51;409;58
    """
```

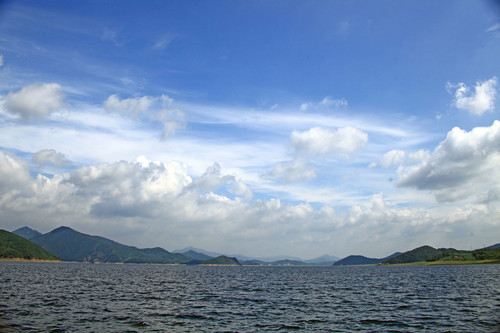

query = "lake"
0;262;499;332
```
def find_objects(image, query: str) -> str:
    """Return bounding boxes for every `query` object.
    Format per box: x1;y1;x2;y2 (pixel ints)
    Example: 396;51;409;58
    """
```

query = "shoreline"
379;259;500;266
0;258;60;262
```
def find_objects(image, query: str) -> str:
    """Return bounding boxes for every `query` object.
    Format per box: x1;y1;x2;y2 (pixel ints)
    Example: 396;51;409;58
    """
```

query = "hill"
333;255;383;266
304;254;340;265
383;246;444;264
201;255;241;265
12;226;42;240
181;250;213;261
333;252;401;266
31;226;190;264
0;230;59;261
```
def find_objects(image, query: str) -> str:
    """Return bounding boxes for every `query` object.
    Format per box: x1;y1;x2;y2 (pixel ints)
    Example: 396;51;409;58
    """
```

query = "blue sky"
0;0;499;258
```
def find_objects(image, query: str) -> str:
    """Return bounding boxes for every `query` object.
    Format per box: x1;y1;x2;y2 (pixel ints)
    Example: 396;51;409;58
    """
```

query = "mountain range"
6;226;500;266
174;246;340;265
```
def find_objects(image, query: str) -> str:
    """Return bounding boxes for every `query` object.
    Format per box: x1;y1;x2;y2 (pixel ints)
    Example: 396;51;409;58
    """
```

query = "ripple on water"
0;263;499;332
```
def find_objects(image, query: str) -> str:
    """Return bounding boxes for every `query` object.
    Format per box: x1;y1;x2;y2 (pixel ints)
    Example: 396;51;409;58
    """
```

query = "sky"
0;0;499;259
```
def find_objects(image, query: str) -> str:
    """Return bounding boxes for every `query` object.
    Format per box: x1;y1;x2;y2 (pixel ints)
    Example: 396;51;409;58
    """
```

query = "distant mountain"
484;243;500;249
268;259;308;266
201;255;241;266
304;254;340;265
12;226;42;240
258;255;304;262
181;250;213;261
333;252;401;266
31;226;190;264
173;246;223;258
240;259;267;266
383;246;443;264
0;230;59;261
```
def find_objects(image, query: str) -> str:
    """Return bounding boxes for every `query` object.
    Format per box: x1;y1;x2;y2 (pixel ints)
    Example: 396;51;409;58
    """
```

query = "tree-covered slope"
201;255;241;265
31;226;190;264
333;255;382;266
383;246;443;264
0;230;59;260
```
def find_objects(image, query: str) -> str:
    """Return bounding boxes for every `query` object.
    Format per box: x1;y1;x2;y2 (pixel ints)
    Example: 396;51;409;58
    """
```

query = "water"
0;262;499;332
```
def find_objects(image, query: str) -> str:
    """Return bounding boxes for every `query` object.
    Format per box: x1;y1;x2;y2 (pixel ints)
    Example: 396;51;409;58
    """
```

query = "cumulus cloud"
378;150;406;168
4;83;64;120
32;149;72;167
290;126;368;157
396;121;500;202
263;159;316;183
191;162;235;192
447;77;497;115
0;151;32;194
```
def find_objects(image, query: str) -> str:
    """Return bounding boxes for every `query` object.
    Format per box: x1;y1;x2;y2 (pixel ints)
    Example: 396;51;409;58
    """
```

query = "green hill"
0;230;59;261
333;252;401;266
31;226;190;264
334;255;384;266
12;226;42;240
383;246;443;264
201;255;241;265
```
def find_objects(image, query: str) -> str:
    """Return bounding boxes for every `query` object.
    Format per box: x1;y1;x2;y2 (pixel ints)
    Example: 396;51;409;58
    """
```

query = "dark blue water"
0;262;499;332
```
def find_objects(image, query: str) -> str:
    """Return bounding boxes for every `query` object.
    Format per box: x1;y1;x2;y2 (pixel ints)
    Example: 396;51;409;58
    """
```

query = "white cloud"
379;150;406;168
485;23;500;33
191;162;235;192
319;96;348;108
396;121;500;202
32;149;72;167
299;96;348;112
263;159;316;183
104;94;157;115
155;108;185;138
290;126;368;157
153;34;175;50
0;151;32;194
0;54;3;66
104;93;184;138
230;180;253;200
448;77;497;115
4;83;64;120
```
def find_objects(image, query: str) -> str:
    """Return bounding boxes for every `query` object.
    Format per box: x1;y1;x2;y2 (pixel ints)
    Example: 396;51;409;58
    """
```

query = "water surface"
1;262;499;332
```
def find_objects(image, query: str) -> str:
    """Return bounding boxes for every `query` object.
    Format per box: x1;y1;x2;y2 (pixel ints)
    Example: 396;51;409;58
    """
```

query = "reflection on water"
0;262;499;332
